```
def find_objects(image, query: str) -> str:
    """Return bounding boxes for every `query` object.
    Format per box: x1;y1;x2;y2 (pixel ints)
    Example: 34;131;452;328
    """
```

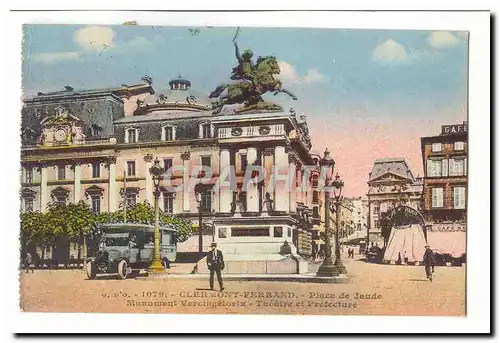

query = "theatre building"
420;122;467;262
20;76;321;273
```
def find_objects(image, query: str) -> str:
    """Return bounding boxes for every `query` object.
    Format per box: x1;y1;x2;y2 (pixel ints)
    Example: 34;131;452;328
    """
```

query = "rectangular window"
287;227;292;238
312;191;319;203
201;191;212;212
219;128;227;138
163;158;173;173
453;186;466;209
127;161;136;177
24;198;33;212
431;143;443;152
201;156;211;168
25;168;33;184
426;159;443;177
126;193;137;207
165;126;174;141
56;196;66;206
275;125;284;135
247;126;255;136
454;141;465;151
240;154;247;173
374;220;379;229
373;205;379;214
202;124;211;138
57;165;66;180
450;158;465;176
163;192;174;213
274;226;283;238
128;129;137;143
431;188;444;208
92;163;100;178
91;196;101;214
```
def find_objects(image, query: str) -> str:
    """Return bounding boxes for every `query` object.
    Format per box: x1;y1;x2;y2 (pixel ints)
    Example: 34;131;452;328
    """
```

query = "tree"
20;211;44;248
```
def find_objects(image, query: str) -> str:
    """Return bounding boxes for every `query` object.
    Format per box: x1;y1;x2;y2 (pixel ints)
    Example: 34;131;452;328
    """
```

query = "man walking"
423;245;436;281
207;242;225;291
24;252;34;273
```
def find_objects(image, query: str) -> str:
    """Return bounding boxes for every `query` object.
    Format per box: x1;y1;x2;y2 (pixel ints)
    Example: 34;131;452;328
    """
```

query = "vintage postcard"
16;16;481;326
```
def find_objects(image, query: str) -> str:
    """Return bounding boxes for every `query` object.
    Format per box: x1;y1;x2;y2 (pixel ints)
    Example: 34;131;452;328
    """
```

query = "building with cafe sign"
420;122;467;261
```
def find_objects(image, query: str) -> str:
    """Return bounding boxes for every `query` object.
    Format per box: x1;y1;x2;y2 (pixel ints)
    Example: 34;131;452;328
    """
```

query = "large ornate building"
20;76;322;272
366;158;423;245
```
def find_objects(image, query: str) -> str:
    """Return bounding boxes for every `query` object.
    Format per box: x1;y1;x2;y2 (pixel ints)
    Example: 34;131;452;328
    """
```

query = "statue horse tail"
209;84;229;99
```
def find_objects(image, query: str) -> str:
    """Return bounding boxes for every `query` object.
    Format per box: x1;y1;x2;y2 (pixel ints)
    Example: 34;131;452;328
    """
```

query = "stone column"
219;148;232;213
296;166;303;204
274;145;289;212
181;151;191;212
288;153;297;213
246;147;259;213
39;163;48;212
144;154;154;206
107;157;117;212
73;161;81;203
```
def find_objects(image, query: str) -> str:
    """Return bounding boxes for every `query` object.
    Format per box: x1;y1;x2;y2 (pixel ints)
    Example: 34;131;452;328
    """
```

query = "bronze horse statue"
209;56;297;114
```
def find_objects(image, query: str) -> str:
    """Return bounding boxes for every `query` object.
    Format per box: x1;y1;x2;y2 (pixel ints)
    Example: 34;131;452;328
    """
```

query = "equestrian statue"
209;41;297;114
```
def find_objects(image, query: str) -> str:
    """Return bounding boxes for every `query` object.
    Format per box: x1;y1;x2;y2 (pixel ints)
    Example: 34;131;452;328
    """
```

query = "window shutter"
449;159;455;176
125;129;129;143
161;127;166;141
453;187;459;208
437;188;443;207
426;159;432;177
464;158;467;176
431;188;437;207
442;159;448;177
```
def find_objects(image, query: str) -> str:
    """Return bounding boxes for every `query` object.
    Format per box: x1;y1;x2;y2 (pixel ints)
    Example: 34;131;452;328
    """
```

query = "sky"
22;25;468;197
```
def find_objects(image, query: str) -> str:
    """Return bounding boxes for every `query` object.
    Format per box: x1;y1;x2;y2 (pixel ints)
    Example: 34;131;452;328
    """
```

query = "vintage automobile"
85;223;177;280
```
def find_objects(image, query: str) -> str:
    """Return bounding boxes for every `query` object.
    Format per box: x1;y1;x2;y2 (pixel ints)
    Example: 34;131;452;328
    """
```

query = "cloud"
278;61;325;84
31;51;81;64
427;31;460;49
372;39;408;64
74;26;116;51
303;68;325;83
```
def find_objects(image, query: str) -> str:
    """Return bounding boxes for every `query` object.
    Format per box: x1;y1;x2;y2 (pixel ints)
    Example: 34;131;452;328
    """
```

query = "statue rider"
231;41;256;86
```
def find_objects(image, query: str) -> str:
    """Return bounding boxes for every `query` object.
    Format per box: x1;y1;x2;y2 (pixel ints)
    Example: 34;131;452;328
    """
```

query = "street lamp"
148;158;165;274
332;172;347;275
316;148;338;277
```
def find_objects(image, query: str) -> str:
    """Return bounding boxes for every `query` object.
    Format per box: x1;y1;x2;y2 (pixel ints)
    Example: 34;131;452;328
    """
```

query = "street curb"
136;274;351;284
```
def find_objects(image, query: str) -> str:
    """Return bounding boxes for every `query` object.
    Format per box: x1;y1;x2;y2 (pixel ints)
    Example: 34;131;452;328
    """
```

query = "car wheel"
86;261;97;280
117;260;129;280
162;259;170;270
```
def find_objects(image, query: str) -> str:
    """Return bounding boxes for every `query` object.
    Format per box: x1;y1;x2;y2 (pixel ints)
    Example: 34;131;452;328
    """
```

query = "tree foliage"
20;201;196;248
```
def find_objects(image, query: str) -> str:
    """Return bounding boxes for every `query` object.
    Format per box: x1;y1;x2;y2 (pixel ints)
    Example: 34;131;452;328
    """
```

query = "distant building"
347;197;368;233
367;158;423;245
420;122;467;259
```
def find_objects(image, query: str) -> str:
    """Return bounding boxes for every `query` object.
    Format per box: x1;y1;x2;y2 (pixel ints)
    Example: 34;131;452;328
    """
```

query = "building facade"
366;158;423;245
420;122;467;258
20;76;322;270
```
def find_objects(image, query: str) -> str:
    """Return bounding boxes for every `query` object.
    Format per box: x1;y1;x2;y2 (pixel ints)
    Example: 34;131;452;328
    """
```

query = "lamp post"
316;148;338;277
332;172;347;275
196;192;203;254
148;158;165;274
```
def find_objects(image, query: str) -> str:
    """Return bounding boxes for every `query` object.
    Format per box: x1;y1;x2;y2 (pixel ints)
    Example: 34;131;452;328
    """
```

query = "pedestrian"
423;245;436;281
403;251;408;265
207;242;225;291
24;252;34;273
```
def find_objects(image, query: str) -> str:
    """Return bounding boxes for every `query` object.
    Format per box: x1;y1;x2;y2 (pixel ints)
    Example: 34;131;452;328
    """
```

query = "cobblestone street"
19;258;465;316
